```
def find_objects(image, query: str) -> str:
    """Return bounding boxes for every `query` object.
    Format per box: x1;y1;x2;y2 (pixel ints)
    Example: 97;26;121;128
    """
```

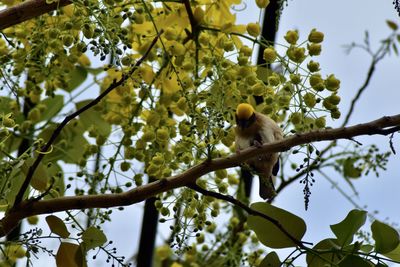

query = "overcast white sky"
23;0;400;266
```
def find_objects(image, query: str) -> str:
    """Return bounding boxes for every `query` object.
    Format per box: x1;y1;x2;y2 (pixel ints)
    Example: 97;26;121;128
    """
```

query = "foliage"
0;0;399;266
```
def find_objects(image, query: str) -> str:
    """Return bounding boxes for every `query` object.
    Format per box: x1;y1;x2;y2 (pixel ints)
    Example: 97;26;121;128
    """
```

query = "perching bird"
235;103;283;200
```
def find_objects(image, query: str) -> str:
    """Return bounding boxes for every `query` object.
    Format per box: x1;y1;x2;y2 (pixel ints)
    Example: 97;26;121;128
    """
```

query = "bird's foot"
253;140;263;148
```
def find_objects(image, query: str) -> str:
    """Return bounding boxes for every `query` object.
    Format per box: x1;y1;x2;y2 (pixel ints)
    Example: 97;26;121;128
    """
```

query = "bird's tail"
258;174;276;200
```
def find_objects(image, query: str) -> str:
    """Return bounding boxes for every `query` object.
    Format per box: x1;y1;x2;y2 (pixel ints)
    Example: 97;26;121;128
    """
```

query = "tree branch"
12;30;163;208
0;0;72;30
0;114;399;236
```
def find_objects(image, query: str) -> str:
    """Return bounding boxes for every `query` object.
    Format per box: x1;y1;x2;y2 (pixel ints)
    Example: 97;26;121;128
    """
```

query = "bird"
234;103;283;200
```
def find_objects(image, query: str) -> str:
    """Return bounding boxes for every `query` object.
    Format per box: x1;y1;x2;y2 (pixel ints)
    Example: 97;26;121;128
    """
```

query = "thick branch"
12;30;163;207
1;114;399;236
0;0;72;30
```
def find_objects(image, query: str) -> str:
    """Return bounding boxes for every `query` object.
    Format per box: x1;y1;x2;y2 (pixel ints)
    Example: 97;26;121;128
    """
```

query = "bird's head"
235;103;256;129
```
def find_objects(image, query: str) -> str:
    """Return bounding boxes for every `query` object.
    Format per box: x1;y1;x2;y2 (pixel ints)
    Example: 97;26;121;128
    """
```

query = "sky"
17;0;400;266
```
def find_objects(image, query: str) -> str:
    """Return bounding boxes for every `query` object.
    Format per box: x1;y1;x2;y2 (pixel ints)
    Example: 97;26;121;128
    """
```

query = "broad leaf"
21;158;49;192
40;95;64;122
86;67;104;75
38;121;88;164
371;220;400;253
330;209;367;246
247;202;306;248
56;242;85;267
306;238;342;267
338;255;373;267
66;66;88;92
46;215;70;238
343;158;362;178
76;100;111;137
259;251;280;267
82;226;107;251
384;243;400;261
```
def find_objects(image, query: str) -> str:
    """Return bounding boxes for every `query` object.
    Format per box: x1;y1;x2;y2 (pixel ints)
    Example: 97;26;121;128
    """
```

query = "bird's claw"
253;140;263;148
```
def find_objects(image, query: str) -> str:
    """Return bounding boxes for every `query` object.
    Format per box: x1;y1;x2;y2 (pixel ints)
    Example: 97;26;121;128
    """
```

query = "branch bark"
0;0;72;30
1;114;399;237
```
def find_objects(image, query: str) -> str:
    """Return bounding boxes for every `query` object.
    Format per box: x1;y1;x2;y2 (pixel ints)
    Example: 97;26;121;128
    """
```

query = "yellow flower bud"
240;46;253;57
152;153;164;165
263;47;277;63
147;163;160;176
215;169;227;178
120;161;131;172
3;117;15;128
176;97;188;111
256;0;270;8
307;43;321;56
252;82;265;96
309;74;325;91
8;245;26;259
307;60;320;72
247;23;261;37
308;28;324;43
284;30;299;45
193;7;205;23
167;41;186;56
303;92;316;108
268;73;280;86
146;111;160;126
287;46;306;63
325;74;340;91
27;108;41;122
323;99;335;110
237;56;249;65
156;128;169;142
290;112;302;125
164;27;178;40
156;245;171;260
290;73;301;84
331;109;341;119
315;117;326;128
142;131;156;142
327;94;341;105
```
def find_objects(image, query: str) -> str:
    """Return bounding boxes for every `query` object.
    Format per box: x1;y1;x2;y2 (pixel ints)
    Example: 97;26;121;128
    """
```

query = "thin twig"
187;183;312;248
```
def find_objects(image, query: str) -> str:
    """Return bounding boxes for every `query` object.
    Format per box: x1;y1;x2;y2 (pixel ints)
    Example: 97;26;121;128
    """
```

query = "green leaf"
38;121;88;164
247;202;306;248
56;242;85;267
65;66;88;92
81;226;107;251
40;95;64;122
306;238;342;267
386;20;398;31
256;66;273;83
259;252;280;267
343;158;362;178
393;43;399;56
86;67;104;75
338;255;373;267
371;220;400;253
76;100;111;137
46;215;70;238
21;158;49;192
43;163;65;199
330;209;367;246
